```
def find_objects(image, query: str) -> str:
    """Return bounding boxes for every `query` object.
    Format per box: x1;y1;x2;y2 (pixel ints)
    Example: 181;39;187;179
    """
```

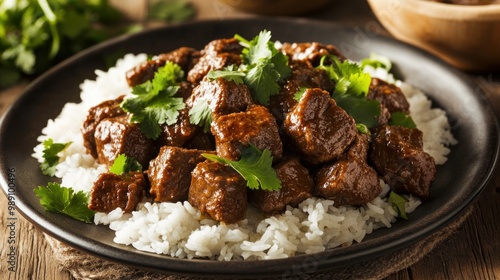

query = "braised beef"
315;134;381;206
369;125;436;199
189;160;247;224
187;76;254;120
82;95;126;158
94;115;157;168
148;146;212;202
211;105;283;161
268;60;335;124
157;108;198;148
368;78;410;126
280;42;345;66
249;157;313;215
88;171;146;213
125;47;200;87
282;88;357;165
187;38;243;84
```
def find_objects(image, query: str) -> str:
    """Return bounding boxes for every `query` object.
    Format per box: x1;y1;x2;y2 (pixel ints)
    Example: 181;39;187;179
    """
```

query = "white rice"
32;54;456;260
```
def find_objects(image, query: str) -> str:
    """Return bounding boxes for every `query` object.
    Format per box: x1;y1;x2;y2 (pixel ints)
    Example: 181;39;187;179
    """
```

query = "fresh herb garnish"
121;61;186;139
293;87;309;102
40;138;71;176
34;182;95;223
206;65;245;84
318;55;380;129
389;191;408;220
360;52;392;70
388;112;417;129
189;99;213;133
202;145;282;191
109;154;142;175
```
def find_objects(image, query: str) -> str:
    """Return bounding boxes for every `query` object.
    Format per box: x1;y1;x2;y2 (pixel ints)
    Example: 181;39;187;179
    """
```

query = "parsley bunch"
0;0;124;88
121;62;186;139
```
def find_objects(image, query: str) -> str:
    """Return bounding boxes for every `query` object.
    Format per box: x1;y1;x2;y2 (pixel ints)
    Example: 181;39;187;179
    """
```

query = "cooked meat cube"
148;146;211;202
88;171;146;213
187;38;243;83
249;157;313;215
184;129;216;151
189;161;247;224
157;108;198;148
211;105;283;161
82;96;126;158
94;115;157;168
125;47;200;87
368;78;410;125
187;76;254;121
282;88;357;165
268;60;335;124
280;42;345;66
369;125;436;199
315;134;381;206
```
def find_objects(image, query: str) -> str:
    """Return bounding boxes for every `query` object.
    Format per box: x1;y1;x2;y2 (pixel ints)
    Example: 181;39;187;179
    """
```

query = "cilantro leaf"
34;182;95;223
388;112;417;129
121;62;186;139
40;138;71;176
360;53;392;71
293;87;309;101
389;191;408;220
207;65;245;84
202;146;282;191
109;154;142;175
189;99;213;133
318;55;380;128
234;30;291;105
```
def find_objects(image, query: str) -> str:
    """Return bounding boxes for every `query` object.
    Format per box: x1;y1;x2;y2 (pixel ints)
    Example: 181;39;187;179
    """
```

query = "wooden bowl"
367;0;500;72
217;0;331;16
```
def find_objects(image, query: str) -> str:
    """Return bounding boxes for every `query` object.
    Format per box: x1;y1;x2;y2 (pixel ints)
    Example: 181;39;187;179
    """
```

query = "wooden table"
1;0;499;279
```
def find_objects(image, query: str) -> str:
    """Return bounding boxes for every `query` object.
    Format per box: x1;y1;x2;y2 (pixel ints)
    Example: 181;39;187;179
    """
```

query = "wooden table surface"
1;0;499;279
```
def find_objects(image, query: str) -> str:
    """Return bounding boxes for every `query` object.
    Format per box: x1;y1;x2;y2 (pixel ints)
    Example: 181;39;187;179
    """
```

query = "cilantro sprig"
202;146;282;191
189;99;213;133
389;191;408;220
121;62;186;139
34;182;95;223
40;138;71;176
317;55;380;129
388;112;416;129
109;154;142;175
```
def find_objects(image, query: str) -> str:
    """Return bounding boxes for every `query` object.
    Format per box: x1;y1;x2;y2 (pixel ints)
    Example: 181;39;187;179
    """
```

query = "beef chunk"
368;78;410;126
249;157;313;215
88;171;146;213
82;96;126;158
189;161;247;224
369;125;436;199
157;108;198;148
125;47;200;87
94;115;157;168
315;134;381;206
148;146;212;202
280;42;345;66
268;60;335;124
187;76;254;121
187;38;243;83
282;88;357;165
211;105;283;161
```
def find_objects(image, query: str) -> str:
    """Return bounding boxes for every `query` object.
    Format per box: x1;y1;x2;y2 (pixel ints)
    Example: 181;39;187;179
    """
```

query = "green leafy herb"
34;182;95;223
0;0;124;88
360;53;392;71
109;154;142;175
293;87;309;101
40;138;71;176
389;191;408;220
206;65;245;84
234;30;291;105
356;123;371;135
121;62;186;139
148;0;196;23
189;99;213;133
318;55;380;128
202;146;282;191
388;112;417;129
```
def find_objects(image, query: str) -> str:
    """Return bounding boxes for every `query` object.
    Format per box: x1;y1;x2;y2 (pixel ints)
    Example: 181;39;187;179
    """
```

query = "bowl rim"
372;0;500;20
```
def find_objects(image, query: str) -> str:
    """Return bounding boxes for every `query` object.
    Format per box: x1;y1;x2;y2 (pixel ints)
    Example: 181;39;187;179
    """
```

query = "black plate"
0;18;498;278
